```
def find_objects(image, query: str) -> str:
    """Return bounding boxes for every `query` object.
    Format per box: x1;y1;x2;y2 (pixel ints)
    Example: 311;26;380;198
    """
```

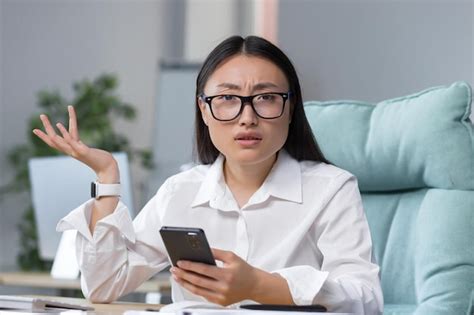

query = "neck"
223;153;278;192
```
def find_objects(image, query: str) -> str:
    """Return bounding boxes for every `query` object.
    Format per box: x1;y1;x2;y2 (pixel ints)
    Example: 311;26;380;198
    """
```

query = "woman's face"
198;54;291;167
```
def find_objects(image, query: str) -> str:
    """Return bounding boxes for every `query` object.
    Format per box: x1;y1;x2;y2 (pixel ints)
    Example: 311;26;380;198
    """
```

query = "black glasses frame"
200;92;292;121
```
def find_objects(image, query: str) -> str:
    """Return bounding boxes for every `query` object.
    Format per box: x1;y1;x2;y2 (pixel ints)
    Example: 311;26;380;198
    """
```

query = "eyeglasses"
200;92;291;121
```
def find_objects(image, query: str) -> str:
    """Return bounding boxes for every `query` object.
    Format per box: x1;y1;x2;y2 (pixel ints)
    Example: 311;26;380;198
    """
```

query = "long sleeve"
273;175;383;315
56;182;171;303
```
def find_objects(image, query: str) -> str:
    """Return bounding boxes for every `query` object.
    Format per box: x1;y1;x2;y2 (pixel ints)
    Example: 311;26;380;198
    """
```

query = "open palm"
33;105;118;179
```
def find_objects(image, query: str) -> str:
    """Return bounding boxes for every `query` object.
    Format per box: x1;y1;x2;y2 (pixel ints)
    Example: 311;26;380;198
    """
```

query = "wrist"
96;162;120;183
249;268;270;302
249;268;294;305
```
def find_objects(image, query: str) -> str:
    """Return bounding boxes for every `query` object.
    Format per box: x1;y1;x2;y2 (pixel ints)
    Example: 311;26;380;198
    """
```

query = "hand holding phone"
159;226;216;266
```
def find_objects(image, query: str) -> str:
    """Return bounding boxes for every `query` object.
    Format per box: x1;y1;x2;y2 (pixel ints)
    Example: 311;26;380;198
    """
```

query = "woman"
33;35;383;314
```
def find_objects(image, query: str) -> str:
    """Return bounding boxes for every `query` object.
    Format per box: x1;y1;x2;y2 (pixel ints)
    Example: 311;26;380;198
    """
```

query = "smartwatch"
90;181;121;199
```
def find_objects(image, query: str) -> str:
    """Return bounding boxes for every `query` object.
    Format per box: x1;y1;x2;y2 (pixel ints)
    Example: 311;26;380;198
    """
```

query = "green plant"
0;73;153;270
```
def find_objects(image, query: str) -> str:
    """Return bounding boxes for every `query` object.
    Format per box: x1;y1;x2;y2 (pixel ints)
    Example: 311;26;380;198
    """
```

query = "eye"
216;95;236;101
257;94;276;101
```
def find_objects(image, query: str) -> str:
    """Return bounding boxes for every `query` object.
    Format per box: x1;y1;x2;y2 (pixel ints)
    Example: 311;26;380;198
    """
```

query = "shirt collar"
191;154;226;208
258;150;302;204
190;150;302;209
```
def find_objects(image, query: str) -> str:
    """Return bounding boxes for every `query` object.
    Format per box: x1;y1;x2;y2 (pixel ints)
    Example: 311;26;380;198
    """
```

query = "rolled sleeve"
273;265;329;305
54;188;170;303
91;201;135;243
56;198;95;242
56;199;135;244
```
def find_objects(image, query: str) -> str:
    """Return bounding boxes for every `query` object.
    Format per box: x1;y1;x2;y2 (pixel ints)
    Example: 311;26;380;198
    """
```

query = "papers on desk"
126;310;343;314
145;301;333;314
158;301;225;313
179;311;332;314
0;309;83;315
0;311;83;315
0;295;94;312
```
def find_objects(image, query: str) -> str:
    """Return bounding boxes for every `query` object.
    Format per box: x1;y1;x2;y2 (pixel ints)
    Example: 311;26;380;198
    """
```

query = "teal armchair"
304;82;474;315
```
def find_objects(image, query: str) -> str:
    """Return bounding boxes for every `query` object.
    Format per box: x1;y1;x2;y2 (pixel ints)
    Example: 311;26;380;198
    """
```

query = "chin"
227;148;276;165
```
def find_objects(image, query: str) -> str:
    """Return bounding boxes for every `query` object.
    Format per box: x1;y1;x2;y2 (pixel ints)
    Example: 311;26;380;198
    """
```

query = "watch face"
91;182;97;198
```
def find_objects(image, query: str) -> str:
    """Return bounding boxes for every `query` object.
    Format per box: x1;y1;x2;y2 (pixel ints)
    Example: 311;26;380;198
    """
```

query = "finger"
50;134;74;155
172;267;223;292
39;114;58;137
67;105;79;141
32;129;57;149
56;122;73;141
57;123;89;158
211;248;234;263
56;122;78;153
177;261;223;279
173;275;224;303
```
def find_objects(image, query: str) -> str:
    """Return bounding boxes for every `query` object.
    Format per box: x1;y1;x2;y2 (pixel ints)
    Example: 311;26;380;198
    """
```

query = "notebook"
0;295;94;311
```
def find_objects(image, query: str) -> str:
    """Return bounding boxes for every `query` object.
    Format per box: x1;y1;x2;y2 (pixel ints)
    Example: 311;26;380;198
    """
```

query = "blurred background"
0;0;472;300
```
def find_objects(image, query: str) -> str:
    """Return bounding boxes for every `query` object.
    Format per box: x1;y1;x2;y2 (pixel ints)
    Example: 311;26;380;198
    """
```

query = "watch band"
91;181;121;199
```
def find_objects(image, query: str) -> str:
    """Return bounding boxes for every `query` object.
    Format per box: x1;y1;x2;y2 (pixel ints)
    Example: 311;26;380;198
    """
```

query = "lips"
236;136;261;140
234;131;263;147
234;132;262;141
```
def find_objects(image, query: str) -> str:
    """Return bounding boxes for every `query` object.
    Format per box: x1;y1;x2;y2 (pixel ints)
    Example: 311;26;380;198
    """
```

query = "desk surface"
0;272;171;293
0;295;162;314
0;295;350;315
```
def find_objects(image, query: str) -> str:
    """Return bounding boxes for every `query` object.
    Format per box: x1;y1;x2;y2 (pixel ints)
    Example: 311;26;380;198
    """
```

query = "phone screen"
159;226;216;266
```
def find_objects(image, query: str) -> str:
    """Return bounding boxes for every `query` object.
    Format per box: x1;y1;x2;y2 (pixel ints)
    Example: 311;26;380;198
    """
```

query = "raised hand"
33;105;119;183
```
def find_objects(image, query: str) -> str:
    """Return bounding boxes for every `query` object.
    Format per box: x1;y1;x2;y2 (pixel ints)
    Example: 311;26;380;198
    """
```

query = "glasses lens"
253;93;284;118
210;95;241;120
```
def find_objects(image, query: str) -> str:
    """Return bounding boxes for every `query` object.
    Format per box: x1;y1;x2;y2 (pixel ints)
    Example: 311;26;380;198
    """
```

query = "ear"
198;98;209;126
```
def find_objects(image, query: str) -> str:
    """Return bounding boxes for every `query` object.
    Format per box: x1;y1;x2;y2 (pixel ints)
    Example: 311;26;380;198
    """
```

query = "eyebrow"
216;82;280;91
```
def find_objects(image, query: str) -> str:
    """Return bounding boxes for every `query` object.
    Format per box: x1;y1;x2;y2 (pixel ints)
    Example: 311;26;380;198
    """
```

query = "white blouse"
57;150;383;314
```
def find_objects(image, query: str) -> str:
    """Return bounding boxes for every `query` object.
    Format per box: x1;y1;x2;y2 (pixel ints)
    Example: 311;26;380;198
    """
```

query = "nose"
238;102;258;126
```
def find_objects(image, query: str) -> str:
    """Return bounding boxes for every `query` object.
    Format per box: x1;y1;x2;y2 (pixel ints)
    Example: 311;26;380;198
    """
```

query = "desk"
0;295;348;314
0;295;162;314
0;272;171;294
0;295;351;315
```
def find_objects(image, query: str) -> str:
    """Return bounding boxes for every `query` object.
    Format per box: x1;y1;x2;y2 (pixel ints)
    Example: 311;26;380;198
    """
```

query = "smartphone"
159;226;216;267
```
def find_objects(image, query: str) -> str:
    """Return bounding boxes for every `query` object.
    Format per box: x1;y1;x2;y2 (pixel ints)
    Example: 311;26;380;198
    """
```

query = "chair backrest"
304;82;474;314
28;152;134;260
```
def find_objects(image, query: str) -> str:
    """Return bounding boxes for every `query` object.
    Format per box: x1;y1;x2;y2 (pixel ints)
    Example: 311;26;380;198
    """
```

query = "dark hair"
194;35;329;165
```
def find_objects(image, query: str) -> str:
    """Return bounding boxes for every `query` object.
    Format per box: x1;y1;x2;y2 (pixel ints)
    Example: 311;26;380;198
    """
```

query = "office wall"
278;0;473;121
183;0;264;62
184;0;239;62
0;0;4;269
0;0;165;271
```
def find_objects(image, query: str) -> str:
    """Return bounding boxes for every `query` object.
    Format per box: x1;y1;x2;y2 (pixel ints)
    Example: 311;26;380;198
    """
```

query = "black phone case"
159;226;216;266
